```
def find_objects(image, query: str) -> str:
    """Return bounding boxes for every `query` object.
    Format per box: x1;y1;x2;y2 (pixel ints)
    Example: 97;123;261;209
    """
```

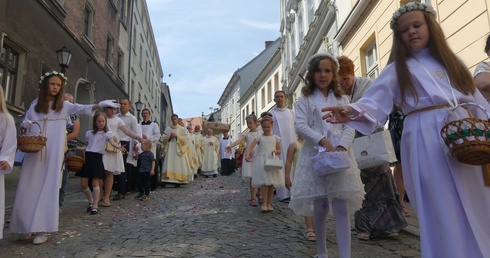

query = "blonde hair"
142;139;152;149
390;11;475;105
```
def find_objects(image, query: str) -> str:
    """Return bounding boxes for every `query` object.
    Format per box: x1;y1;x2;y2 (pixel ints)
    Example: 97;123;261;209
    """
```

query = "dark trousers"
137;172;151;196
221;158;233;175
150;162;159;190
123;142;136;192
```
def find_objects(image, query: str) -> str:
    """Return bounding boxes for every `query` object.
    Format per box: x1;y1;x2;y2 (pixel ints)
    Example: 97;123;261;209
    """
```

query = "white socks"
82;187;93;204
92;186;100;209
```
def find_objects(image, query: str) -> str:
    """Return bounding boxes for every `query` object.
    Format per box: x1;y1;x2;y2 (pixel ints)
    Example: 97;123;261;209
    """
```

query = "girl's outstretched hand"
321;105;352;123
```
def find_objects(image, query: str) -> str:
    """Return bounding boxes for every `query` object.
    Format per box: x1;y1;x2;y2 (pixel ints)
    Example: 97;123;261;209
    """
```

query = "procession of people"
2;4;490;258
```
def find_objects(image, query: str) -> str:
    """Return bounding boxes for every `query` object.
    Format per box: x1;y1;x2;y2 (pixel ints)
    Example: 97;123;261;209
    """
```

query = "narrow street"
1;172;421;257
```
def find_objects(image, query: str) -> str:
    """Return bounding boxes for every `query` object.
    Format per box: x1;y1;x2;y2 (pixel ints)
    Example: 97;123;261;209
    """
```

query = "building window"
106;35;114;67
298;7;304;42
132;28;137;51
0;39;25;107
83;4;94;40
308;0;315;23
290;31;296;61
267;81;272;103
251;98;255;114
261;88;266;108
365;42;379;80
117;50;124;81
139;45;143;67
120;0;128;25
274;73;279;92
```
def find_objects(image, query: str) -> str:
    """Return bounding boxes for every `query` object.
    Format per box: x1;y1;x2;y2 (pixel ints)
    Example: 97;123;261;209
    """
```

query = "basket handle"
21;121;42;136
443;102;490;124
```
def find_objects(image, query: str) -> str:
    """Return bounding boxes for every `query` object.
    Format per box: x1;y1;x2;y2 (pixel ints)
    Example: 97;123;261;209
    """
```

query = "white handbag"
312;150;351;176
353;130;397;169
264;153;283;171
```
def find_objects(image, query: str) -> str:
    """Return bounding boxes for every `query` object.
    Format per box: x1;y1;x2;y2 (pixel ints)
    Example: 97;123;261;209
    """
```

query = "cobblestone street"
1;173;421;257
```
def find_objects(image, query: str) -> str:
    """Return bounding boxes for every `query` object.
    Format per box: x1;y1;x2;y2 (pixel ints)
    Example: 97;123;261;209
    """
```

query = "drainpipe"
127;0;135;102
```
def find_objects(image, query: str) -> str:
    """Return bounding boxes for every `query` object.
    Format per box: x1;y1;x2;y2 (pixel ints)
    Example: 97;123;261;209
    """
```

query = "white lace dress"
289;92;364;217
250;135;285;187
241;131;260;179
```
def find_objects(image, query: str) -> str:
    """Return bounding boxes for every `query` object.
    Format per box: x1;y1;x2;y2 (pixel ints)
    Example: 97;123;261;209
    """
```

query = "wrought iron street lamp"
56;46;73;74
135;99;143;123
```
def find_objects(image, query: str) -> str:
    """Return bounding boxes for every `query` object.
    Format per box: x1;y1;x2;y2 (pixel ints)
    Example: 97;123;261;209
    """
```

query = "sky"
146;0;280;119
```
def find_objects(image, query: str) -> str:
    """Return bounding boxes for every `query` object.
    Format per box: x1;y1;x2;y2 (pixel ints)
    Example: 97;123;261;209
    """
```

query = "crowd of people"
1;2;489;257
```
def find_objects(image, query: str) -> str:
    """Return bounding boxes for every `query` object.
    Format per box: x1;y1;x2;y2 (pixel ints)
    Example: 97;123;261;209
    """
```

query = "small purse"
312;150;351;176
352;130;397;169
264;153;283;171
105;136;119;153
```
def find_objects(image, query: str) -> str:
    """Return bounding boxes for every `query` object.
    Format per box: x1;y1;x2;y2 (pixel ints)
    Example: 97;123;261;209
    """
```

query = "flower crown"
39;71;68;85
307;52;340;73
390;2;437;29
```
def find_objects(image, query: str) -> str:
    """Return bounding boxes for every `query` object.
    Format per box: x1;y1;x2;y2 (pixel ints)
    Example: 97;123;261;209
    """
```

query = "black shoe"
86;203;93;212
90;208;99;215
112;194;126;201
135;193;144;199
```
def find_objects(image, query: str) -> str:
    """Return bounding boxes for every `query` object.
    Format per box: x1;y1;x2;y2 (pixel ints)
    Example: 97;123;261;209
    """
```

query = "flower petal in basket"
312;150;351;176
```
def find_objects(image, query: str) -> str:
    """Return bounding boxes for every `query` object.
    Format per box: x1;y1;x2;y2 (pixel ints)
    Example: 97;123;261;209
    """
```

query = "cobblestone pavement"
1;173;421;257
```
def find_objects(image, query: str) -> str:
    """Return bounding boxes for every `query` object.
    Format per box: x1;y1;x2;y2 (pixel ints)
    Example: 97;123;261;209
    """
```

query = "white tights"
313;198;351;258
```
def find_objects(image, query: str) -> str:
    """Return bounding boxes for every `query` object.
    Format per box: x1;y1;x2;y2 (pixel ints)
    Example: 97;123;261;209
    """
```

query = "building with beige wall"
278;0;490;112
335;0;490;81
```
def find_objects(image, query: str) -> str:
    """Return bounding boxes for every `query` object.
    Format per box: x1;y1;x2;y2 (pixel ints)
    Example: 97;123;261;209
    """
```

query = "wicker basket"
440;103;490;165
65;151;85;172
17;122;47;153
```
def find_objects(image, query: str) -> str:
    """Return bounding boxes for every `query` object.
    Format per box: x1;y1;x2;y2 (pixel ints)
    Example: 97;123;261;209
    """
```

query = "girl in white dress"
322;3;490;257
289;52;364;258
245;113;284;212
101;106;141;207
226;114;261;206
10;71;120;244
76;113;123;215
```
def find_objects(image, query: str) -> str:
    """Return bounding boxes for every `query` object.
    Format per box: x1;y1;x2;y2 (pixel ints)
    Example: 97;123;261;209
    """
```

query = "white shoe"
33;233;47;245
18;233;32;240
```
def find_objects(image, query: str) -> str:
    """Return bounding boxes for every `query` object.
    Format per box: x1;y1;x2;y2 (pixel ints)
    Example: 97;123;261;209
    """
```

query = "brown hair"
337;55;355;77
485;34;490;53
92;113;109;134
302;55;343;97
391;11;475;105
35;74;65;113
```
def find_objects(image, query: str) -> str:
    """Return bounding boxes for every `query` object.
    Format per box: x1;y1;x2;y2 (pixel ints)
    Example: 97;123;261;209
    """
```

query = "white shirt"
85;131;114;154
141;120;161;156
117;112;138;141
